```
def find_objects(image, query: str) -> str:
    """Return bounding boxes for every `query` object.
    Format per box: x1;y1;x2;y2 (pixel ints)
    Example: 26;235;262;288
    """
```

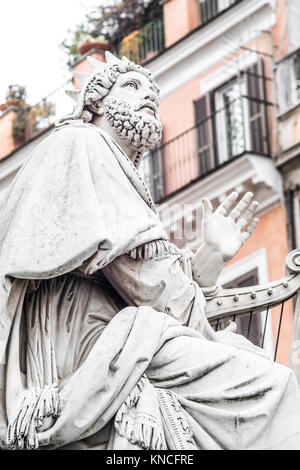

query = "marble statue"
1;52;300;450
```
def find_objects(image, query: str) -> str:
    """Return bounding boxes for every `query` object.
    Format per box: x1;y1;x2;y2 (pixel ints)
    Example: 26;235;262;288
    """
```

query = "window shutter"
246;60;269;155
199;0;219;23
140;150;164;203
151;148;165;202
293;52;300;81
194;94;214;176
222;268;262;346
200;0;232;23
139;151;154;197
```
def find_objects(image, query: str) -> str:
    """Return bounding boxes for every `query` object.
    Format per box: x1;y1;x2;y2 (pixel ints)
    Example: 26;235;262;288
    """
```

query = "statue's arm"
102;249;216;339
101;247;268;358
100;193;258;333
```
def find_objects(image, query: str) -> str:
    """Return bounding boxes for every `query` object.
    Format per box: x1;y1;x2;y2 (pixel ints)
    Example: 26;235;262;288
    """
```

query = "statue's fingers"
229;192;253;222
215;192;238;216
237;201;259;229
242;217;259;243
201;198;213;223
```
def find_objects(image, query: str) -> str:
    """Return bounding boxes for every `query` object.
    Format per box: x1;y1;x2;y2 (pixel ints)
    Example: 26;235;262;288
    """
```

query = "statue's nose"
143;89;154;100
143;90;158;105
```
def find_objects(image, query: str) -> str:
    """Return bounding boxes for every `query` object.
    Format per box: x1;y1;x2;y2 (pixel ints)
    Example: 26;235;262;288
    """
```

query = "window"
222;268;262;346
194;95;214;175
139;149;165;203
276;50;300;114
214;77;250;163
199;0;238;24
216;249;273;356
293;52;300;99
193;60;269;173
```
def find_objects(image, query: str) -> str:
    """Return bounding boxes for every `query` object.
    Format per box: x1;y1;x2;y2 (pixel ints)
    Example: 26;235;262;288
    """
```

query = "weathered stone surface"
1;53;300;450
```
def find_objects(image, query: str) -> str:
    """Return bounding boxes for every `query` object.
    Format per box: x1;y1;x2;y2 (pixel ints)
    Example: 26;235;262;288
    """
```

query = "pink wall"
272;0;289;62
163;0;200;48
159;32;275;144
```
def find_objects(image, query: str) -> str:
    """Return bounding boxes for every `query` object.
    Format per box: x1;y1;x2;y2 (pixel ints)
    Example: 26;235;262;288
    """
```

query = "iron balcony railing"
112;2;244;66
142;95;273;203
199;0;244;26
113;17;165;65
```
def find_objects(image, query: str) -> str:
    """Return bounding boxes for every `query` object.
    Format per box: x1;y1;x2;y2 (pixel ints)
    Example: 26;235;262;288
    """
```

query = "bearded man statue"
1;52;300;450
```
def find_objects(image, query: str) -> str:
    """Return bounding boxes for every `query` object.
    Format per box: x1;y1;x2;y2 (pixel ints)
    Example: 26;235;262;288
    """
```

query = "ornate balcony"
142;95;273;204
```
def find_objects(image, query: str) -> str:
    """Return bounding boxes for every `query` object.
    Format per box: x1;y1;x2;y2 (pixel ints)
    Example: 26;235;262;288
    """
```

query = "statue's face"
102;71;162;151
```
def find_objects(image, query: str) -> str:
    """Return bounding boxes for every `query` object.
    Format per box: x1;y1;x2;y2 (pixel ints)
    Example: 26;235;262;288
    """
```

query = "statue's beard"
103;96;162;151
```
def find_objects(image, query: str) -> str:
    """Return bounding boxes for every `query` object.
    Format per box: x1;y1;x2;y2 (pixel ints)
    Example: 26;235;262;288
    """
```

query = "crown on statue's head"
58;51;159;124
66;51;122;103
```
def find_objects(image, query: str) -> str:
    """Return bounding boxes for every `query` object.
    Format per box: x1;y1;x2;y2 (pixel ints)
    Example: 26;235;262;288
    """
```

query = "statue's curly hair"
79;58;159;122
78;58;160;123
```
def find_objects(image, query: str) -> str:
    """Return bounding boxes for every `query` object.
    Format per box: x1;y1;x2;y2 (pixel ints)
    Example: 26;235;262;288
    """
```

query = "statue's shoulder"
48;120;117;164
53;119;101;138
52;120;123;157
47;120;111;153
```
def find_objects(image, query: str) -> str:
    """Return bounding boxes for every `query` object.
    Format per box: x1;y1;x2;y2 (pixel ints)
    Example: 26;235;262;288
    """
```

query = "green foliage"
60;22;100;68
28;100;55;130
92;0;163;45
60;0;163;67
6;84;27;101
5;83;55;143
12;105;28;142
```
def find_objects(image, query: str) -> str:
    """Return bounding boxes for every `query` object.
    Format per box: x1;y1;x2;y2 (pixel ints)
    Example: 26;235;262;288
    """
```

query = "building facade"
145;0;297;365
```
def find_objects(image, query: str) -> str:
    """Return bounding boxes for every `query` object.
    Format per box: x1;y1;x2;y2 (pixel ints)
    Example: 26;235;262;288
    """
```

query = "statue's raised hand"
191;192;259;287
202;191;259;262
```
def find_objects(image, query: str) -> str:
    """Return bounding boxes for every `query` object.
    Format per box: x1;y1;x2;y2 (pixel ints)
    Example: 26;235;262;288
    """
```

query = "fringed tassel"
128;240;181;261
115;411;167;451
7;384;61;449
121;377;145;410
114;376;167;450
132;417;166;450
7;388;39;449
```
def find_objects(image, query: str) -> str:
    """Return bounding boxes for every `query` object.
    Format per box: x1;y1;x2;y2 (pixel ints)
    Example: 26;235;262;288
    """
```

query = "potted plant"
0;84;26;112
27;100;55;132
77;34;111;56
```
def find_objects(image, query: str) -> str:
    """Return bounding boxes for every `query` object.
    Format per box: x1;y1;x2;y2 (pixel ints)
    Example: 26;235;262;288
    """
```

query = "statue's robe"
0;121;300;450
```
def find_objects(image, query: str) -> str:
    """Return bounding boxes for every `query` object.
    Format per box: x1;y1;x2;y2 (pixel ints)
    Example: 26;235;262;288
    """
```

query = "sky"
0;0;102;106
